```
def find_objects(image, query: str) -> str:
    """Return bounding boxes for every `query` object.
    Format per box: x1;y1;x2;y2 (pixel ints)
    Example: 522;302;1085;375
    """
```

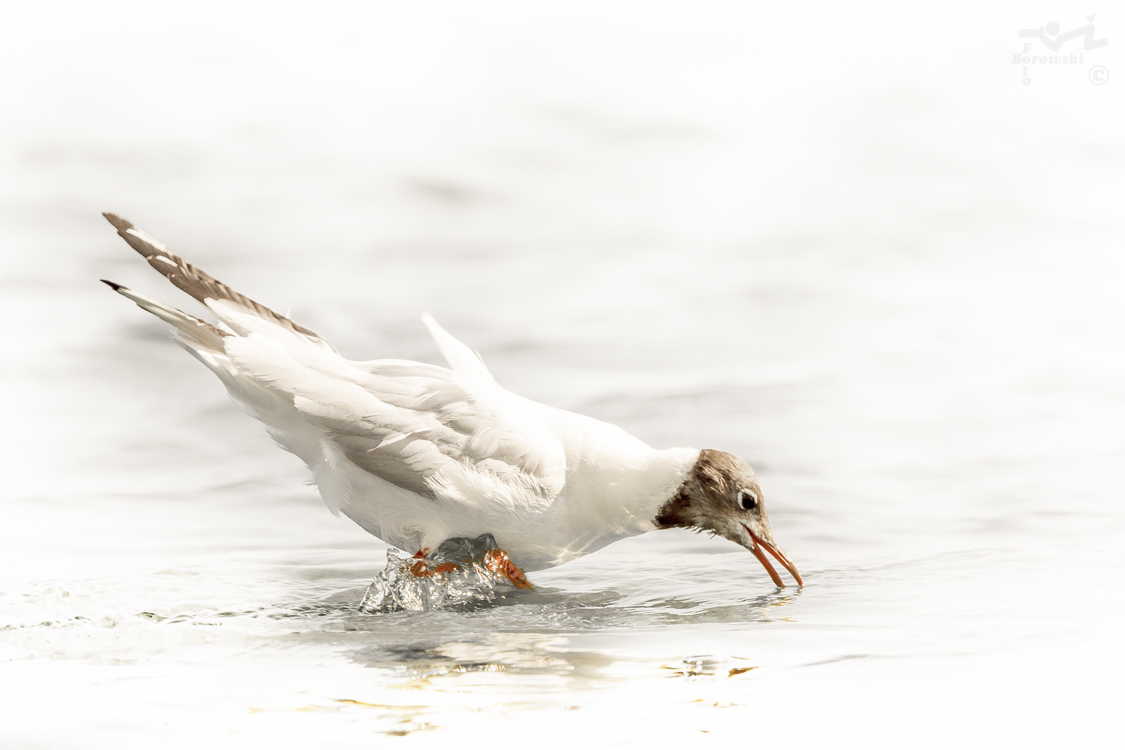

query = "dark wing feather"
102;212;332;349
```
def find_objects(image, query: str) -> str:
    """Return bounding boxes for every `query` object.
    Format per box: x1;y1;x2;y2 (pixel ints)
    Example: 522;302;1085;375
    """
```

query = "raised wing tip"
100;278;132;296
102;212;134;231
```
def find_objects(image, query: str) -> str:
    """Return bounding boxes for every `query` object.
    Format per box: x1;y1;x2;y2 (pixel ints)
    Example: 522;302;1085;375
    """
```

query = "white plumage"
103;214;697;572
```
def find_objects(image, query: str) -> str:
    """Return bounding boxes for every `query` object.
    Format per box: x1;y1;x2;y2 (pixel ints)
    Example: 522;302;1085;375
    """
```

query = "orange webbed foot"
409;549;465;580
484;548;533;590
416;536;533;589
409;560;434;578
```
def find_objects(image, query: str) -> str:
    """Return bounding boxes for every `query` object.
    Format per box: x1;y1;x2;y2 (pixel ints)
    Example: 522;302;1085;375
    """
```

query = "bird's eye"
738;489;758;511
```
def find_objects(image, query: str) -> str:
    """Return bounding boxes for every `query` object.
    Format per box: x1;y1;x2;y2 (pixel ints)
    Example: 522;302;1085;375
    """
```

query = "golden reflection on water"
662;656;760;678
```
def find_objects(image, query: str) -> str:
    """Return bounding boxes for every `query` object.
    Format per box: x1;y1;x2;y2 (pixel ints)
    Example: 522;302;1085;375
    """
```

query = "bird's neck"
561;446;701;550
627;447;703;526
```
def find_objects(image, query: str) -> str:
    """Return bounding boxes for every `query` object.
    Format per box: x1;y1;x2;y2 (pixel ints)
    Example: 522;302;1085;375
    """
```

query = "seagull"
100;213;802;591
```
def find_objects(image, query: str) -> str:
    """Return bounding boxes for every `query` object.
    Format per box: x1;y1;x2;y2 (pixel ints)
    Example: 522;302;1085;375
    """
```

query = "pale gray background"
1;2;1122;747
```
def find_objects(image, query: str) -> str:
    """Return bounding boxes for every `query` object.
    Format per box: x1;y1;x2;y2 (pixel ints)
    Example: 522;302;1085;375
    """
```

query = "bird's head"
655;449;802;587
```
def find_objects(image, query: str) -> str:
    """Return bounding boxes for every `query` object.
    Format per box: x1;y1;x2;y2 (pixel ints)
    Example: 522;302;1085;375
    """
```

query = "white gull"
100;213;802;590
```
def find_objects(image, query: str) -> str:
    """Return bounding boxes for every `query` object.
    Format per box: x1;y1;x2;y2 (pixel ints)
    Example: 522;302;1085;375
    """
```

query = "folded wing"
102;214;566;514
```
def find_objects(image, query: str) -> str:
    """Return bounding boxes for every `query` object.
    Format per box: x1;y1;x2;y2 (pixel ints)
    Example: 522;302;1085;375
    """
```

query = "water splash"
359;535;523;614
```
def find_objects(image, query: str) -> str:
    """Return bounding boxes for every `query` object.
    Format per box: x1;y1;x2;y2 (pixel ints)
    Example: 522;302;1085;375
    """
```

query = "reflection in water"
335;633;618;735
662;656;761;679
348;633;615;686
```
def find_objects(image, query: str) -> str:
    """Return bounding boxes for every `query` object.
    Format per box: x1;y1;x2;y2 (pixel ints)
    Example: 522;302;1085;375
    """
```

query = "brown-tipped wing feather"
100;279;229;350
102;212;332;349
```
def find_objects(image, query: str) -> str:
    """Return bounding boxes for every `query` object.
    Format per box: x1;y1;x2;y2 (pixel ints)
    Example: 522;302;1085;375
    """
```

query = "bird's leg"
407;547;432;577
412;533;533;590
408;547;465;578
407;540;468;579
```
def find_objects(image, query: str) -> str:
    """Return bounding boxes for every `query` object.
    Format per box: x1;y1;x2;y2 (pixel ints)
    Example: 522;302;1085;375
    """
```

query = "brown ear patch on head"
655;449;723;529
654;449;754;530
654;490;693;529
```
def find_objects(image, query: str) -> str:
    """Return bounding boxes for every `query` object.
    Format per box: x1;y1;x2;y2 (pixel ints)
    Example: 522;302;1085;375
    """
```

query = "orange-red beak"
743;525;803;588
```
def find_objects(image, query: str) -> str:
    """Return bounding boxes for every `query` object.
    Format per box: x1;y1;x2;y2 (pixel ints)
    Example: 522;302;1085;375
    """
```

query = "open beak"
743;525;803;588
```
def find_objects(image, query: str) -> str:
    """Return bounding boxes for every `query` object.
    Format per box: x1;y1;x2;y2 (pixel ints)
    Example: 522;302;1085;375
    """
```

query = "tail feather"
102;212;333;350
101;279;229;350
